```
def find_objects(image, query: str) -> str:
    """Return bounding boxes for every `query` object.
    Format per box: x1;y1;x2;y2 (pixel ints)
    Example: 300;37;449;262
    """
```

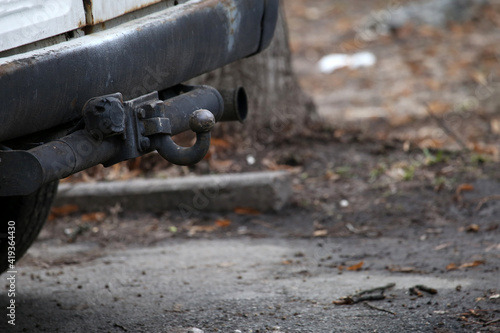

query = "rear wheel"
0;181;59;273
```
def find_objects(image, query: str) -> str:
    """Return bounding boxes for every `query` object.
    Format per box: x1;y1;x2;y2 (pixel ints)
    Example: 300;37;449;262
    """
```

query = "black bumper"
0;0;278;142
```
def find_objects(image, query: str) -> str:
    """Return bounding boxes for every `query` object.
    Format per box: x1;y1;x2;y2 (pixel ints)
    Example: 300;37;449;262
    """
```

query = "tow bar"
0;85;247;196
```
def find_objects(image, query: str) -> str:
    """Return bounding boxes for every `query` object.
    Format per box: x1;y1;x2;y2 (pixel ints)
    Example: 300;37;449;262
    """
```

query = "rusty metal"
154;109;215;165
0;0;279;142
0;0;279;196
0;84;247;196
155;85;225;134
218;87;248;123
144;86;224;165
82;93;126;140
141;117;172;136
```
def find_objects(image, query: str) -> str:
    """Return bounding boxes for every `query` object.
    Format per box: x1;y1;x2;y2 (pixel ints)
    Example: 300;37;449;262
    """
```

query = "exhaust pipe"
219;87;248;123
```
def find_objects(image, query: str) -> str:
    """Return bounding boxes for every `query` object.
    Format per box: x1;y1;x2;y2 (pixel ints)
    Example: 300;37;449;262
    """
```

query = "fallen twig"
333;283;395;305
414;284;438;294
353;294;386;303
113;323;128;332
484;318;500;326
409;287;423;297
364;302;397;315
475;195;500;211
355;283;396;296
425;104;469;152
333;294;386;305
345;223;361;234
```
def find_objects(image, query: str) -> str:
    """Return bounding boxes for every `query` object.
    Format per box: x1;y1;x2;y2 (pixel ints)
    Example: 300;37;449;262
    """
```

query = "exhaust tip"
220;87;248;123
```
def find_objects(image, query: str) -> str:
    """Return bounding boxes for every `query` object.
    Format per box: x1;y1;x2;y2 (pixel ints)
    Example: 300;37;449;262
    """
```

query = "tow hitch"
0;85;247;196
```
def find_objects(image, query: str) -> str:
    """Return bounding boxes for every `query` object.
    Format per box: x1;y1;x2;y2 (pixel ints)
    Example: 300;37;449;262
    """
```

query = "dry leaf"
215;219;231;228
459;260;485;269
210;138;232;148
416;138;444;150
208;159;234;172
434;242;452;251
188;219;234;236
456;184;474;194
127;156;142;170
427;101;450;114
81;212;106;222
282;260;292;265
347;261;364;271
107;163;123;180
335;17;353;33
470;70;488;85
403;141;411;152
217;262;235;268
485;243;500;252
455;184;474;201
262;158;301;172
50;204;80;217
389;114;414;127
324;170;340;181
118;169;141;181
446;263;458;271
491;119;500;134
472;143;499;156
387;266;419;273
417;25;440;38
424;79;442;91
187;225;217;236
332;299;349;305
405;59;424;75
465;224;480;232
313;229;328;237
234;207;261;215
146;224;159;232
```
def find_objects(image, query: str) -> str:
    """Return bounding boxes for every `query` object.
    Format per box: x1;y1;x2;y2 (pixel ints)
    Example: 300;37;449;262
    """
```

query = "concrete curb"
54;171;292;213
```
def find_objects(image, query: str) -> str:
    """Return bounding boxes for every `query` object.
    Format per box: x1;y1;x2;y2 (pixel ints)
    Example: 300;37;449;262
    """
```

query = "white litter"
187;329;204;333
318;51;376;74
246;154;256;165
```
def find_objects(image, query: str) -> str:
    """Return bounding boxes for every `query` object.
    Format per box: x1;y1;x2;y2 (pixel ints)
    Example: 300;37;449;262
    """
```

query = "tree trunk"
190;2;316;147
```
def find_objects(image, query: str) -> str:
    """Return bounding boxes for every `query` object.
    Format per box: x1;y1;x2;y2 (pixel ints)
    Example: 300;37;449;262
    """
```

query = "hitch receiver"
0;85;248;196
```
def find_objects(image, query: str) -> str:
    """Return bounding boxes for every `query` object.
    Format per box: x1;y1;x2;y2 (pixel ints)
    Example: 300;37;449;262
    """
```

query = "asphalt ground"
2;218;499;333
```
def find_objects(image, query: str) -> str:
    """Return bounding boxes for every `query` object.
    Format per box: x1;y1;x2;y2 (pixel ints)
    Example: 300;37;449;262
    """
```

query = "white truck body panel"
86;0;163;24
0;0;164;52
0;0;86;52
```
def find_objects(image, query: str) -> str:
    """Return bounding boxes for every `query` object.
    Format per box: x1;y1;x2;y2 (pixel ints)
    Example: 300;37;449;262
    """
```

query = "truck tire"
0;181;59;273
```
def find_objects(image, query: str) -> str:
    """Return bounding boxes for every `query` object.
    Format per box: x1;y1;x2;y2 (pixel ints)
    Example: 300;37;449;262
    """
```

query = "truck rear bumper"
0;0;278;142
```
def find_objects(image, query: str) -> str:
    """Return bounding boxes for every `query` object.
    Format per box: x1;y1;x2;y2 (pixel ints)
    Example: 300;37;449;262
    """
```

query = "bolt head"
136;108;146;119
